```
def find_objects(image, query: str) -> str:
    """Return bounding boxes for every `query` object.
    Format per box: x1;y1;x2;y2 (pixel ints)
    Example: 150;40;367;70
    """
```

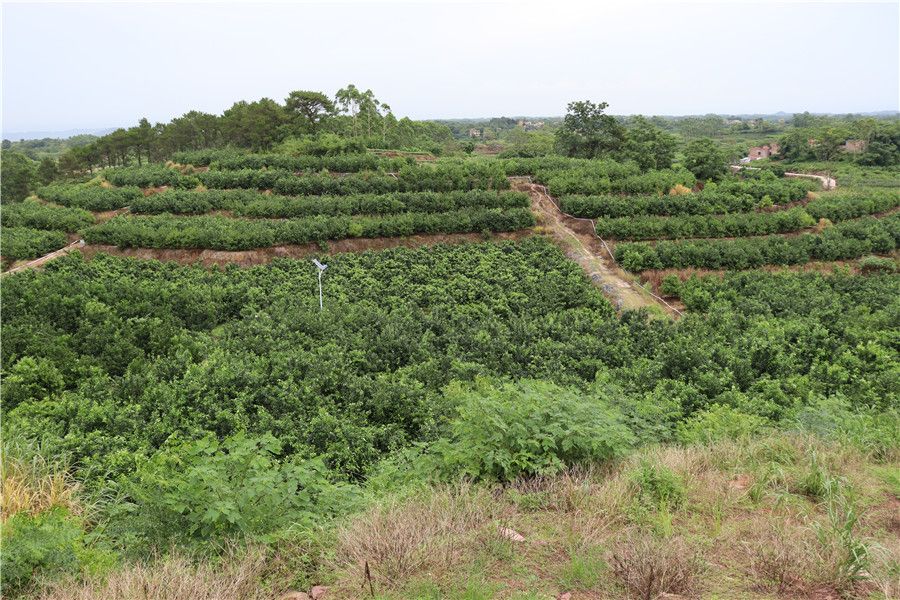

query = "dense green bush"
675;404;768;444
716;171;812;202
272;171;401;195
614;214;900;271
805;189;900;222
595;207;815;240
103;162;509;195
429;379;634;481
37;184;143;211
560;190;759;218
197;168;288;190
1;227;68;261
129;189;528;217
102;166;186;188
858;255;897;274
1;509;114;596
629;460;686;509
172;149;413;172
545;166;695;196
111;433;356;549
793;397;900;459
559;175;814;219
499;155;587;176
2;200;93;232
83;208;535;250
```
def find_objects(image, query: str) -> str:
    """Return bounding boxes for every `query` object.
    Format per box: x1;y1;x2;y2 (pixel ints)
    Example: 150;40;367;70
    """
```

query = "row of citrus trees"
172;149;415;172
39;185;143;211
102;161;510;193
129;189;529;217
559;177;815;218
614;213;900;271
83;208;535;250
593;190;900;240
1;201;93;261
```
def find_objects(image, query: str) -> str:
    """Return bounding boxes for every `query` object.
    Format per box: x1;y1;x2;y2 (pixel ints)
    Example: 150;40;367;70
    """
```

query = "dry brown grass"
741;519;885;598
1;441;83;521
610;532;705;599
868;537;900;599
38;547;274;600
669;184;693;196
744;524;819;594
331;483;506;591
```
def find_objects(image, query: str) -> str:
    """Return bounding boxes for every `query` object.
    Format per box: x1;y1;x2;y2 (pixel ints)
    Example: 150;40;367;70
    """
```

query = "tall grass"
1;437;84;521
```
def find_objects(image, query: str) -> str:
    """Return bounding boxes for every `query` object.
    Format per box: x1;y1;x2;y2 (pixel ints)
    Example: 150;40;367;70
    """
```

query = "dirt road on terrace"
731;165;837;190
3;240;86;275
510;176;680;318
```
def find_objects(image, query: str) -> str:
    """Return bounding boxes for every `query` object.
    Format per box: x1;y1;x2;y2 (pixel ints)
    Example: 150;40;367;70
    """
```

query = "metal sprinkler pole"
312;259;328;311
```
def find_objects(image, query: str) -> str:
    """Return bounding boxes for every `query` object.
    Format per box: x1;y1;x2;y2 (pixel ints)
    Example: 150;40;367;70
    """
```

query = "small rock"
498;526;525;542
310;586;328;600
279;593;311;600
557;593;572;600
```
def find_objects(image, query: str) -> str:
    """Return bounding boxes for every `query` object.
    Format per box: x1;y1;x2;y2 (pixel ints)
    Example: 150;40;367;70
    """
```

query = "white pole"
318;270;324;311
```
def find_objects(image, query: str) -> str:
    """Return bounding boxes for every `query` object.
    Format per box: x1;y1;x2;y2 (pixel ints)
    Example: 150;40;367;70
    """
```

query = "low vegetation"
615;213;900;271
82;208;534;249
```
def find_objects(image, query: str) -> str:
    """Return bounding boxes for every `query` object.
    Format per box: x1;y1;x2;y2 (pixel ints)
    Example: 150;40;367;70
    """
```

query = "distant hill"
2;127;117;142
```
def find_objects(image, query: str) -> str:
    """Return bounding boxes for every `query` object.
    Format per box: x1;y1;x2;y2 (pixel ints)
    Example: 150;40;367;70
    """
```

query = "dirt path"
785;171;837;190
3;240;86;275
731;165;837;190
510;177;681;317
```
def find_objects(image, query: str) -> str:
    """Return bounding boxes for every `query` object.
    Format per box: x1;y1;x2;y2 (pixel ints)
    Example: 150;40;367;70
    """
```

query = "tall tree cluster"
51;85;453;177
554;101;677;171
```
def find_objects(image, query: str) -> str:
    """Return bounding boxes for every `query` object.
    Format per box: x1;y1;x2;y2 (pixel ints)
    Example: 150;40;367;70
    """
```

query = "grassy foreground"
11;432;898;600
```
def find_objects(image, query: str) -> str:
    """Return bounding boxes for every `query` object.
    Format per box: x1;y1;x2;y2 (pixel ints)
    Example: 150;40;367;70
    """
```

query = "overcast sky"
2;1;898;136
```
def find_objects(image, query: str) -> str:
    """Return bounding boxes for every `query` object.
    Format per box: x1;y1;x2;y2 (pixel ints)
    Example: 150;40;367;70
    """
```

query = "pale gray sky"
2;1;898;135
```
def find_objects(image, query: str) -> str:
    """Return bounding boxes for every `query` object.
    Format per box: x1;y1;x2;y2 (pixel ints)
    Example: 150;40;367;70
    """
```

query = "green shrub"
2;200;93;232
675;404;768;445
172;149;412;172
112;433;357;549
659;275;682;297
83;208;535;250
430;379;634;481
629;460;686;509
129;189;528;217
1;356;65;411
38;184;142;211
614;213;900;271
0;508;115;596
858;255;897;274
594;207;815;241
793;397;900;460
1;227;68;261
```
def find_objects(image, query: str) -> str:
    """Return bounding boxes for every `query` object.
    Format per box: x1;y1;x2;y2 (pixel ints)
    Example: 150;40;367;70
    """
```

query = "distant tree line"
777;116;900;165
36;85;454;178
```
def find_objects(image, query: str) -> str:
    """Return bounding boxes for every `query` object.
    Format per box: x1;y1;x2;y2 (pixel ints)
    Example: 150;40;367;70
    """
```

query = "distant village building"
467;128;482;138
516;120;545;131
747;142;780;160
842;139;867;153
